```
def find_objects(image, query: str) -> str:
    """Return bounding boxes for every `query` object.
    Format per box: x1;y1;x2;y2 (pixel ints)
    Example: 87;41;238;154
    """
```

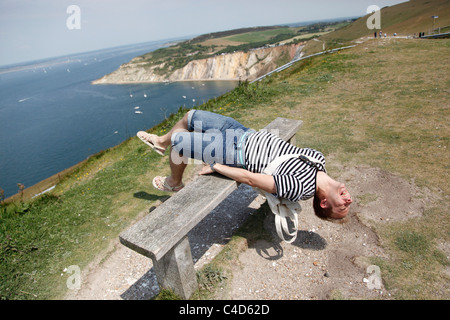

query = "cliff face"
92;43;303;84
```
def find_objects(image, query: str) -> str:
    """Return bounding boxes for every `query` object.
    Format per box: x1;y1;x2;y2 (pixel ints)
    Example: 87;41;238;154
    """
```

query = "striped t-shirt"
244;130;326;202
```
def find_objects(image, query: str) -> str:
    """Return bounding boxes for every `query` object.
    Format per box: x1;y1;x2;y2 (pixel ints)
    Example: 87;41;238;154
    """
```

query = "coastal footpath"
92;43;303;84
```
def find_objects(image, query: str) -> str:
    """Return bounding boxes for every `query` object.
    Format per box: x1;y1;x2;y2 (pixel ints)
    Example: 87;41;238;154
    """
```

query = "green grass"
1;38;449;300
370;206;449;299
196;38;450;300
224;27;293;43
0;142;171;299
0;78;290;300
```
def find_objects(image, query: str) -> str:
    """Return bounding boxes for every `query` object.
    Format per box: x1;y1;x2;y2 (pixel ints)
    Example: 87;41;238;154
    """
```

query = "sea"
0;39;238;198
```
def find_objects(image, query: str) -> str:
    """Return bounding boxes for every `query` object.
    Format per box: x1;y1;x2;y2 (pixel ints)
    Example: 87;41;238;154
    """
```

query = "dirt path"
65;164;437;300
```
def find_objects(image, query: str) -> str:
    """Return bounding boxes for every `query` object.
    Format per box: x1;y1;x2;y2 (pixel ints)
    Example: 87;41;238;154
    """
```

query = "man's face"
328;182;352;219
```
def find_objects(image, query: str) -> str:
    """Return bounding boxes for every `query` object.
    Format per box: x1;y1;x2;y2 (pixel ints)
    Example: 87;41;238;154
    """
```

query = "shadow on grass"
133;191;170;203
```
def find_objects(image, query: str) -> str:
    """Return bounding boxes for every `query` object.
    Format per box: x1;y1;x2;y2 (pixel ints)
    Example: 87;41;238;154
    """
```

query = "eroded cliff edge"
92;43;303;84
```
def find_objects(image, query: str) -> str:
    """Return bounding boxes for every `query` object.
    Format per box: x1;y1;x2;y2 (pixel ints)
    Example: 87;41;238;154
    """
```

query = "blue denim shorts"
171;110;254;166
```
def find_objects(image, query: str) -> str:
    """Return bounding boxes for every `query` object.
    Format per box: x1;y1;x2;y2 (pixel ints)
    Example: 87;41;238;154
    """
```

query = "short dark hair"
313;189;348;223
313;193;332;221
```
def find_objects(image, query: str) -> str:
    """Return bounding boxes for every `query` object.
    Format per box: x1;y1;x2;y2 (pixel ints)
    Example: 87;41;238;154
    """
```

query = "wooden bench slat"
263;117;303;140
120;174;238;260
119;118;302;261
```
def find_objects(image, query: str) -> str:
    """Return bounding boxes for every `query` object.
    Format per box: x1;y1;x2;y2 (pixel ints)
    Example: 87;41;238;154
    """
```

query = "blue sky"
0;0;406;66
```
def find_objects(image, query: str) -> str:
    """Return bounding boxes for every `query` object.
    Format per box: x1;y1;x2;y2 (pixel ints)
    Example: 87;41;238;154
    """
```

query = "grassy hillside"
375;0;450;35
133;20;352;76
322;0;449;41
1;0;449;300
1;37;448;300
303;0;450;54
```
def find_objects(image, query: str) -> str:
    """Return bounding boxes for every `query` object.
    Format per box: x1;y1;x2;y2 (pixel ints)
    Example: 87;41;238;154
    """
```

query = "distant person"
374;31;377;39
137;110;353;220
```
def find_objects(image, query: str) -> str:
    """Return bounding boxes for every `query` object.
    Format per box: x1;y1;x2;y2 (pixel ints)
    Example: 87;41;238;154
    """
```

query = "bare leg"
159;112;190;188
166;151;187;187
155;112;190;149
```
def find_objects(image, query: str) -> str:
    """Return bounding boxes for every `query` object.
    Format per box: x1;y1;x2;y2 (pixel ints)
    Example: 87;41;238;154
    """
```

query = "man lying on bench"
137;110;352;221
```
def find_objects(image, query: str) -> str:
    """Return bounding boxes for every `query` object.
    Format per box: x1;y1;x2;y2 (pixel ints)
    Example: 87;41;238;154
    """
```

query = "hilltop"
92;20;352;84
328;0;450;39
301;0;450;53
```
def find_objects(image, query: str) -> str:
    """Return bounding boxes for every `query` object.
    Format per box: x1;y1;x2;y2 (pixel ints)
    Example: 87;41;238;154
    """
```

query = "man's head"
313;173;352;220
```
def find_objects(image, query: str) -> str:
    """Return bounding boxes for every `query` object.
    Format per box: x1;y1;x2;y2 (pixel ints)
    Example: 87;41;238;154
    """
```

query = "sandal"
152;176;184;192
137;131;166;156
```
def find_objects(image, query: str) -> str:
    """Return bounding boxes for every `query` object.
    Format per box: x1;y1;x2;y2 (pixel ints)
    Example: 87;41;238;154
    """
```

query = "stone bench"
119;117;303;299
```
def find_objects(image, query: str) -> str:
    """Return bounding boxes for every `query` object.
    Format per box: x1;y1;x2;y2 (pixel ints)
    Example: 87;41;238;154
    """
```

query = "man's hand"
198;164;214;175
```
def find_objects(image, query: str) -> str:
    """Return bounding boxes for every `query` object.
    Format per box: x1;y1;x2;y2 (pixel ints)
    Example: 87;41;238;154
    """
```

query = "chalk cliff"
92;43;303;84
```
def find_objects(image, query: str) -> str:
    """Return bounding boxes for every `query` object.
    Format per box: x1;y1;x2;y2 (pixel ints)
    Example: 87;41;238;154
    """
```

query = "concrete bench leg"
151;235;198;299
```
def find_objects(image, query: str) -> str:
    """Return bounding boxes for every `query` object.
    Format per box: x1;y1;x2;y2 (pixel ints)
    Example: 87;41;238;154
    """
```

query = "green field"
223;27;294;43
